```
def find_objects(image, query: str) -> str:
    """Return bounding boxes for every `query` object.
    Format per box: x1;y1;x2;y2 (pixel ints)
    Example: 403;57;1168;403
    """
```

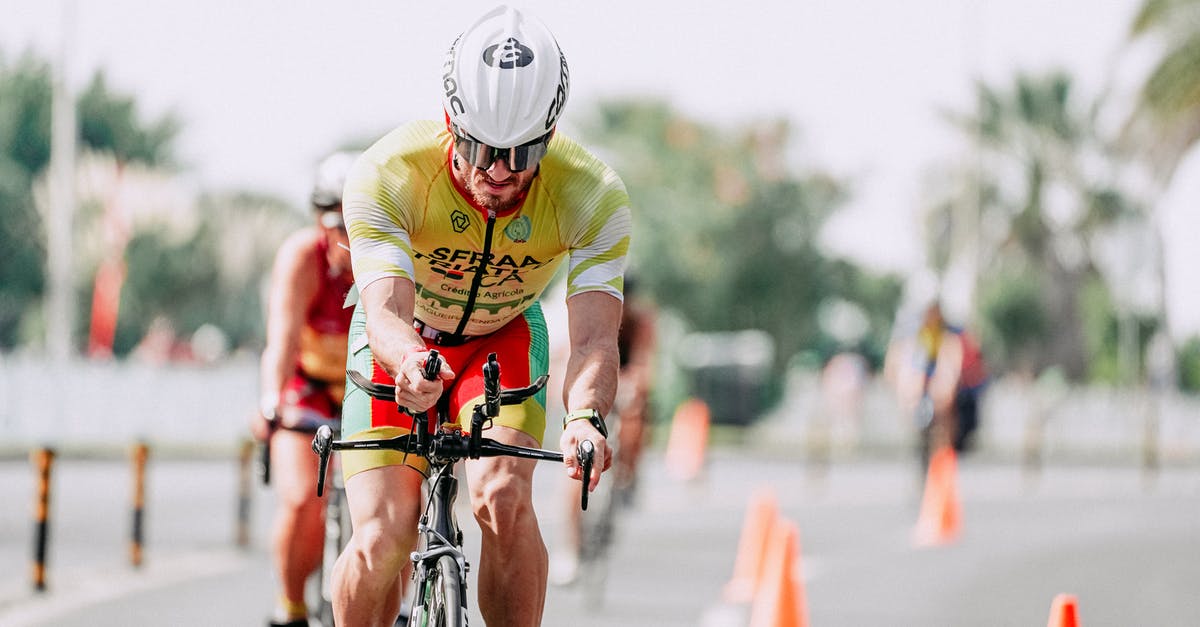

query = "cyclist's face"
452;147;538;214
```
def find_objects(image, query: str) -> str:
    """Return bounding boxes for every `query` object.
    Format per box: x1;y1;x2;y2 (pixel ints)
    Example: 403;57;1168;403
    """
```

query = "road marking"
0;548;252;627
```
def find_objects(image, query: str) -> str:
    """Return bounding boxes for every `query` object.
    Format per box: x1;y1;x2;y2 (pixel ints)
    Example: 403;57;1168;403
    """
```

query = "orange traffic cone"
723;486;780;603
665;398;710;481
748;519;809;627
1047;593;1080;627
912;445;962;547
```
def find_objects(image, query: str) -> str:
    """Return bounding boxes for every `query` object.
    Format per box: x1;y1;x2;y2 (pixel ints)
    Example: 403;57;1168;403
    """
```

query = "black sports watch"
562;408;608;438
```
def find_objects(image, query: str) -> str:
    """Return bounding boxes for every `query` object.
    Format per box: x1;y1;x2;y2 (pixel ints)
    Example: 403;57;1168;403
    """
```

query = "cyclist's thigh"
463;425;539;499
343;465;423;541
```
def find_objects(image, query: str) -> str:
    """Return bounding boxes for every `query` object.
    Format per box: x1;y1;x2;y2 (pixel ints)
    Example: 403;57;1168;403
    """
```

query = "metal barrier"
130;441;149;567
31;447;55;592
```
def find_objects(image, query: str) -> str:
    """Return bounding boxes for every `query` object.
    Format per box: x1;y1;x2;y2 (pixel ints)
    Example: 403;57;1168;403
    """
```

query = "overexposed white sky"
3;0;1196;337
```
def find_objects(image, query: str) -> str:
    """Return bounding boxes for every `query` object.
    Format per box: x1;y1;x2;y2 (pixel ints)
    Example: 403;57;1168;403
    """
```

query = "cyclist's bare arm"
259;229;323;419
359;276;455;413
560;291;622;489
621;303;657;406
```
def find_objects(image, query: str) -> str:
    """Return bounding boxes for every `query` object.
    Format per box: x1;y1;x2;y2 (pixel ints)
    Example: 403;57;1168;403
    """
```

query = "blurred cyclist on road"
253;151;356;627
333;6;630;625
884;300;988;472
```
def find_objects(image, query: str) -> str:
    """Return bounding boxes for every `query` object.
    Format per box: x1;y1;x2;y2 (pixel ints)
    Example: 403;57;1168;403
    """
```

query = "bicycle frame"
313;351;593;627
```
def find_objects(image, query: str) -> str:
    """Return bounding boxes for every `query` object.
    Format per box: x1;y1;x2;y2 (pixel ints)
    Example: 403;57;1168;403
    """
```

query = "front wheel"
414;555;466;627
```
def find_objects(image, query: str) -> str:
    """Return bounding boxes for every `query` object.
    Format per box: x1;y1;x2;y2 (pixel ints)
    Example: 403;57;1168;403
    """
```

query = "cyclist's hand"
249;411;271;442
560;421;612;492
395;349;455;412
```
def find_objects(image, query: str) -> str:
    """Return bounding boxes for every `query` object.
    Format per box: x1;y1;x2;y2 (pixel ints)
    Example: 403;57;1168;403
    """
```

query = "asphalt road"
2;449;1198;626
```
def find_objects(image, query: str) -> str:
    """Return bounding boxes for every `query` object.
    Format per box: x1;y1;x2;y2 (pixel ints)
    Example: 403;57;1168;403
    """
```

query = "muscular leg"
270;429;327;619
333;464;423;627
466;426;547;627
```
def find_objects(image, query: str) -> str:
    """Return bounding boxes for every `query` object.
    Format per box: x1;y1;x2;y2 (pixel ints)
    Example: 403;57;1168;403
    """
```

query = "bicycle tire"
419;554;466;627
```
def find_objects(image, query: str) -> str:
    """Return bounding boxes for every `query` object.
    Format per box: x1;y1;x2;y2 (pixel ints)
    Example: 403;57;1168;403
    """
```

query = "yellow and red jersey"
343;120;631;336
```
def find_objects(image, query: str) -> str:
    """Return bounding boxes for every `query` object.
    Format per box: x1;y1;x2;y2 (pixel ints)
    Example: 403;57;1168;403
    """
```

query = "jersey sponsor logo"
416;247;552;289
504;215;532;243
483;38;535;69
450;209;471;233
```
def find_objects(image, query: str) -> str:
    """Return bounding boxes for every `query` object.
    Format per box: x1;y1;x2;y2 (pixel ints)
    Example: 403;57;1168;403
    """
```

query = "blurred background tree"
0;51;300;358
578;100;903;402
922;71;1154;383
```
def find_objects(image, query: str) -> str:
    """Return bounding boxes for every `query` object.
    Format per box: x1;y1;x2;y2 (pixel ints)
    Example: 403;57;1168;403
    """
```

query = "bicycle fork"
408;469;469;625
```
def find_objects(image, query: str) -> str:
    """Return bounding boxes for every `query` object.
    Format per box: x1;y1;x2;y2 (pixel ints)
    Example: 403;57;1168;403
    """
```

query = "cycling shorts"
278;373;342;433
340;300;550;479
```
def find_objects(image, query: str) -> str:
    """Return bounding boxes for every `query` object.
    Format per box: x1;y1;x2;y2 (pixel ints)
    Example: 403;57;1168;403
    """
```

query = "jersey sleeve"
557;146;632;301
342;126;426;291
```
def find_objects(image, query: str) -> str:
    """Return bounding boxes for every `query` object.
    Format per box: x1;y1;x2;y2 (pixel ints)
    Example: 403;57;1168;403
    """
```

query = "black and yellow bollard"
235;438;254;548
31;447;55;592
131;441;149;568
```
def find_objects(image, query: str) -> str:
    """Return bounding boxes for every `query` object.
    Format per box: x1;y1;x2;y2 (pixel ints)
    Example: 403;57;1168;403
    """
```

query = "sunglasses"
451;125;552;172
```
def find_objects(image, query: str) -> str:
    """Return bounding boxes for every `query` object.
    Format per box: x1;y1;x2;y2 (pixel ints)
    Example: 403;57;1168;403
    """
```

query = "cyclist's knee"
471;472;534;531
347;520;410;571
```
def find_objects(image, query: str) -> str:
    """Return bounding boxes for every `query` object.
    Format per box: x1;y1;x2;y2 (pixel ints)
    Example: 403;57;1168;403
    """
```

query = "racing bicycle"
312;350;594;627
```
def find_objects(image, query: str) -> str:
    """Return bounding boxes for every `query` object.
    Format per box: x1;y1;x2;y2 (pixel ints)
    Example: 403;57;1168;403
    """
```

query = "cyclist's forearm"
563;343;619;417
360;277;425;378
563;292;622;416
259;292;304;412
259;337;299;410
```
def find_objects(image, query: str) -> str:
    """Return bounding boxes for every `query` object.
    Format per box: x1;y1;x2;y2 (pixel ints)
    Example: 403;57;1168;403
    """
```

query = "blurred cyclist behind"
884;300;988;473
551;274;657;585
253;151;356;627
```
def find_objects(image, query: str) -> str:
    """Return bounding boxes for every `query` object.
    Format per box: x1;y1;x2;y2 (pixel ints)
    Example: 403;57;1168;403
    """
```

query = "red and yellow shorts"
340;300;549;479
278;372;342;433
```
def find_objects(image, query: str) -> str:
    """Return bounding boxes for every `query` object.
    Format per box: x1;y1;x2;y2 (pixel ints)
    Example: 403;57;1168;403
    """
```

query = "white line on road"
0;548;253;627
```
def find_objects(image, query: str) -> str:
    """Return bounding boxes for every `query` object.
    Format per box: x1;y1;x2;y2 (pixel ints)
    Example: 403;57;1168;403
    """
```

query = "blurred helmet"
442;6;569;148
310;151;358;210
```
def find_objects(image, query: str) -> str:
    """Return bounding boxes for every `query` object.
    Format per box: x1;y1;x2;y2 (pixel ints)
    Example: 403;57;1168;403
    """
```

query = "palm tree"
1125;0;1200;182
1120;0;1200;385
928;72;1141;379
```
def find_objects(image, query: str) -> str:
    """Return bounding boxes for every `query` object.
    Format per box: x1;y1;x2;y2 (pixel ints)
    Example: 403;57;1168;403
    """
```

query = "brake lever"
313;425;334;497
577;439;595;511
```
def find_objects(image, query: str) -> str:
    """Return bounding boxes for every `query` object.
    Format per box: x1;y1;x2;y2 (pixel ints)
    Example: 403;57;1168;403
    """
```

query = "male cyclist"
254;151;356;627
334;7;629;626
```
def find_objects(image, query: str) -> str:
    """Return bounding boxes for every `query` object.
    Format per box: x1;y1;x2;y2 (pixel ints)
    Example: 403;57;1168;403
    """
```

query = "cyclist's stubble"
452;155;537;214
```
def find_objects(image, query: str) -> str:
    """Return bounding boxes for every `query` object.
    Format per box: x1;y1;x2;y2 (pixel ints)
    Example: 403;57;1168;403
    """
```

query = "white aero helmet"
310;151;358;210
442;5;569;148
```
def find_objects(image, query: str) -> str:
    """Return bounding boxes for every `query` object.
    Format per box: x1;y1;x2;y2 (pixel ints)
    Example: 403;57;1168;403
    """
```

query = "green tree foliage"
1177;337;1200;393
929;72;1144;381
577;100;902;376
0;50;298;357
1126;0;1200;181
0;54;53;348
108;191;299;356
77;72;180;169
0;52;181;351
